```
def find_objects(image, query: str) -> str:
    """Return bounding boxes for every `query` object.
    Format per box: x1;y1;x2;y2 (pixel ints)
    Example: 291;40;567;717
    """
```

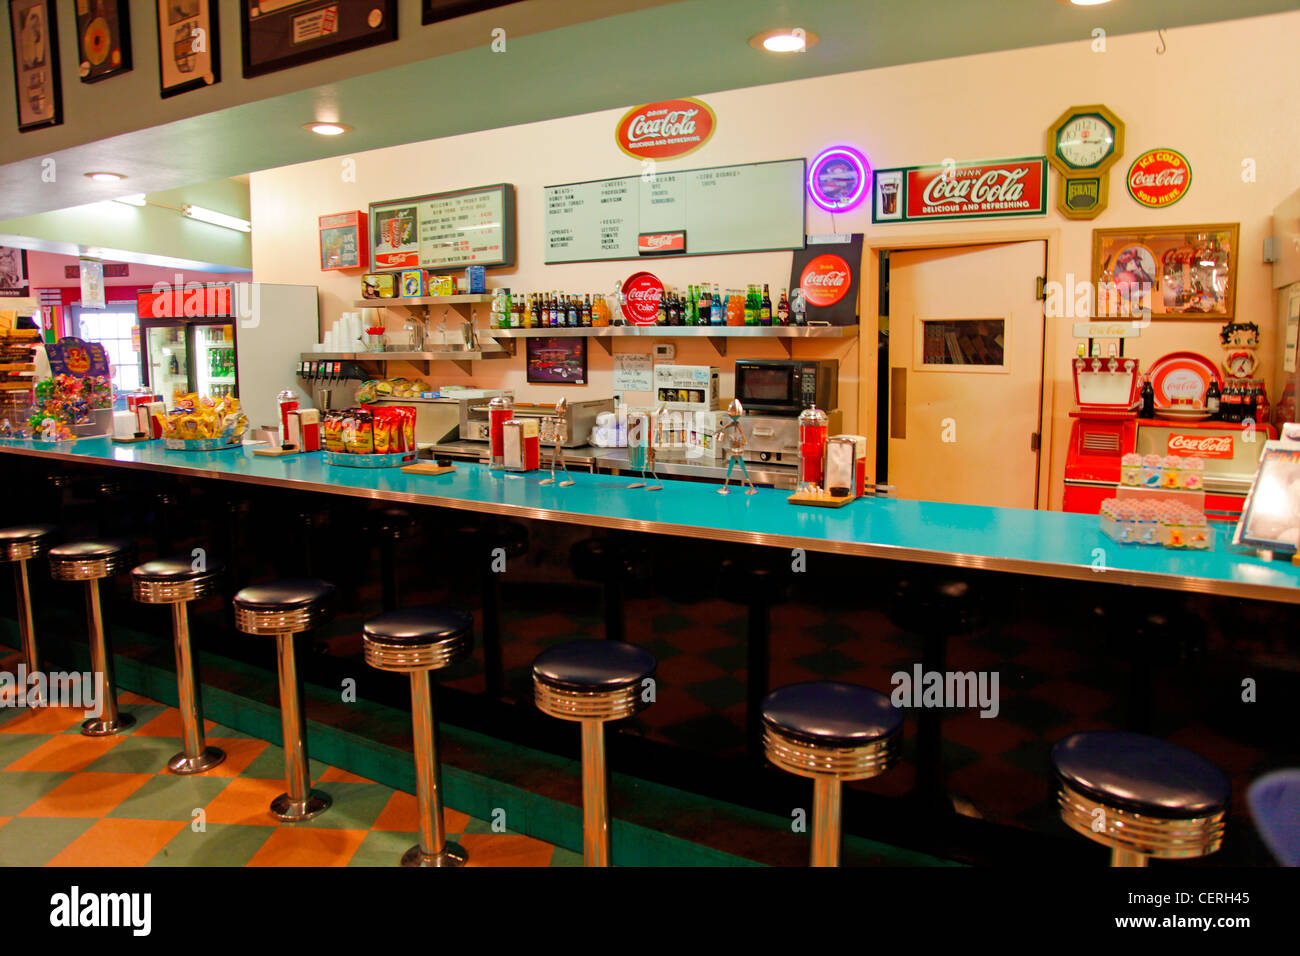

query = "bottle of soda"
1205;377;1221;419
1257;381;1270;425
670;291;682;326
777;288;790;325
744;285;758;326
1139;374;1155;418
582;294;593;328
1222;382;1239;423
657;290;668;325
760;284;772;326
699;285;712;324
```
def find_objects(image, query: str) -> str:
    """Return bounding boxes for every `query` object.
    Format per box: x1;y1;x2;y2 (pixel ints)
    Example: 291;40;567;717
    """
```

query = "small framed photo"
1092;223;1240;321
526;337;587;386
76;0;132;83
9;0;62;132
1234;444;1300;554
156;0;220;99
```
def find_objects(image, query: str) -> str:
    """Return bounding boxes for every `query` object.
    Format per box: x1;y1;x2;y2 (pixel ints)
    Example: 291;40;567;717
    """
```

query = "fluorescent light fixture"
1072;1;1113;5
304;122;352;135
85;171;125;182
113;193;147;206
182;204;252;233
749;29;819;53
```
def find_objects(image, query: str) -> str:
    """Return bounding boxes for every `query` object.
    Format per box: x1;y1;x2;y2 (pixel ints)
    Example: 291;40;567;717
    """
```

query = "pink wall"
24;250;245;292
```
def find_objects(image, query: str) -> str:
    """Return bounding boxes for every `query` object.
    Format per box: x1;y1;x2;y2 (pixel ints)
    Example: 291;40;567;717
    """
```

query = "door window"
74;307;140;391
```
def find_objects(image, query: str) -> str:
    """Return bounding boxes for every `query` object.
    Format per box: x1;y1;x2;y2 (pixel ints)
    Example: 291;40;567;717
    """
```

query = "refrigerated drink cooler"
137;283;319;431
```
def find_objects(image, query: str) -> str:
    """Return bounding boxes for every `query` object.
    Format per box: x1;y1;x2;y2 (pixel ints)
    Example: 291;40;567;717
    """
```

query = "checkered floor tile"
0;689;578;867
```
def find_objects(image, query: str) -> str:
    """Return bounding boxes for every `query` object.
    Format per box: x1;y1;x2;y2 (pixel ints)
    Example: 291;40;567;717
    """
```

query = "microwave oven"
733;359;838;416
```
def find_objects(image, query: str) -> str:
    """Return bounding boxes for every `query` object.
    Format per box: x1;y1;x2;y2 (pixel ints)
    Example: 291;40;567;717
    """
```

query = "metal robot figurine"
628;404;665;491
717;398;757;495
539;396;574;487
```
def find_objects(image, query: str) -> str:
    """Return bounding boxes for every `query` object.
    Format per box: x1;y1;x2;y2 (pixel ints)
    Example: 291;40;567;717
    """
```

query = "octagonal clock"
1046;104;1125;220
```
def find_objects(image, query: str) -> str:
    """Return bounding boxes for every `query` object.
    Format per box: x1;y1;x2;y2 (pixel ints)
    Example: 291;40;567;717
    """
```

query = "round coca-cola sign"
1127;149;1192;208
799;254;852;308
615;98;716;161
621;271;664;325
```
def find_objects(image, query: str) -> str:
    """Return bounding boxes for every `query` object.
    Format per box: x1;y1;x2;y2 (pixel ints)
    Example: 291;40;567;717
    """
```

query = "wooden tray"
111;435;152;444
252;446;302;457
787;490;857;508
400;462;458;477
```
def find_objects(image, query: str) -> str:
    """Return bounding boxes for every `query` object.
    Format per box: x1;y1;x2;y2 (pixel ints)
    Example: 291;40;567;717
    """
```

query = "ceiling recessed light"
304;122;352;135
85;171;125;182
1056;0;1113;6
749;29;819;53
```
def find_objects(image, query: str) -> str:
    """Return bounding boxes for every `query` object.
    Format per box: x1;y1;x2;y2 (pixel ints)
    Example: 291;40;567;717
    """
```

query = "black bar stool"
570;536;645;643
762;681;902;867
533;639;656;866
234;579;334;822
131;557;226;774
452;520;528;698
1052;731;1229;866
48;539;137;735
363;606;473;867
1;525;57;704
719;556;791;759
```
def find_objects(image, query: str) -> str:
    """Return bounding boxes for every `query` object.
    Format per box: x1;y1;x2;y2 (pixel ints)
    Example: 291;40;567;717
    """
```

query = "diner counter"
3;436;1299;603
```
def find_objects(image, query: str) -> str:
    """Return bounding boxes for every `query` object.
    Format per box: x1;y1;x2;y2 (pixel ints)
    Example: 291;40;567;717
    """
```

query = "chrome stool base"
168;746;226;775
402;841;468;868
271;789;331;822
81;712;135;737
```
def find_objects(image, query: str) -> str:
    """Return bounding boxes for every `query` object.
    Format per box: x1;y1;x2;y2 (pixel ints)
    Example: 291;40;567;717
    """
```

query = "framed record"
76;0;132;83
240;1;398;79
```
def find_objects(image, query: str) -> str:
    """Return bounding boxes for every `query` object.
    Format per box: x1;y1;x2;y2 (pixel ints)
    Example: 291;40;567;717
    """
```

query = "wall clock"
1046;104;1125;220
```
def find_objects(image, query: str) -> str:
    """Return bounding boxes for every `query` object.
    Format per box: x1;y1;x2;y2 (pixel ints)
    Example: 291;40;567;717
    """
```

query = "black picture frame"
76;0;133;84
526;337;588;386
368;183;515;272
0;246;30;298
9;0;62;132
155;0;220;99
241;0;398;79
421;1;521;25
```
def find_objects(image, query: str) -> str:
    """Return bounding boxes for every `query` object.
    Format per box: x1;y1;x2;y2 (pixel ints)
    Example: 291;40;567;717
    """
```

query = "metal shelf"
302;347;511;374
355;295;492;307
486;324;858;355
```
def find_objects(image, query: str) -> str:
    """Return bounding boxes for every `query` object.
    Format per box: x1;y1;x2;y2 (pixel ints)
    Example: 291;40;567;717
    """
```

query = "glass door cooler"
137;286;238;408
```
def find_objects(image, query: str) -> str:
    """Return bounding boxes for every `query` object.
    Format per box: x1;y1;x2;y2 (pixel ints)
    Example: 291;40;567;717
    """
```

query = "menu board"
544;159;806;264
369;184;515;272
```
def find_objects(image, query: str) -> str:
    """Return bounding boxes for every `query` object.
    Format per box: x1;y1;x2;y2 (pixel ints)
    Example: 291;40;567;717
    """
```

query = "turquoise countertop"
3;437;1299;603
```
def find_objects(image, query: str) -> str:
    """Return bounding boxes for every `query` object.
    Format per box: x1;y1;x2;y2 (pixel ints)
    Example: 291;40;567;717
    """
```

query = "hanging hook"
1156;29;1167;55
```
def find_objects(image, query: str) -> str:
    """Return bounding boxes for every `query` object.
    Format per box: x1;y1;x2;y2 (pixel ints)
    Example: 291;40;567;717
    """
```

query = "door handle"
890;367;907;439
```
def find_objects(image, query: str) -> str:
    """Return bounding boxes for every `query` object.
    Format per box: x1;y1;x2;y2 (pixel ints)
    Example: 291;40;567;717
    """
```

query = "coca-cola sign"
637;231;686;255
800;254;852;308
621;271;665;325
615;98;716;161
1167;433;1233;459
873;157;1048;223
1127;149;1192;208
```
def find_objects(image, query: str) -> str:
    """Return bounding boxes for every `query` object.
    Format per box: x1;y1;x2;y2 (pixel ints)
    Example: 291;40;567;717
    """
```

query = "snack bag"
372;409;393;454
343;409;374;454
322;410;347;452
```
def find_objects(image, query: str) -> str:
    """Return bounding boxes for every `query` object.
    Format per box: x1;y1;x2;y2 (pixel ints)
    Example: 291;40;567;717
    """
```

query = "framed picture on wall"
1092;223;1240;321
422;1;522;25
240;0;398;78
0;247;30;298
526;337;587;386
76;0;133;83
155;0;220;99
319;211;368;271
9;0;62;132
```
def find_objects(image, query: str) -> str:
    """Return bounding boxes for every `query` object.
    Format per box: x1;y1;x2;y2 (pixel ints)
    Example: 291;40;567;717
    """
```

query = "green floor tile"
241;745;328;782
0;770;73;816
0;732;55;769
149;823;274;867
206;723;256;740
460;815;496;835
548;846;584;866
81;735;184;774
0;816;95;866
294;781;392;830
107;773;234;822
346;829;417;867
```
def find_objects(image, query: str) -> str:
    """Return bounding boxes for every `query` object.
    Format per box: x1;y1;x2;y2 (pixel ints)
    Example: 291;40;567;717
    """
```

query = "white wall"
251;11;1300;506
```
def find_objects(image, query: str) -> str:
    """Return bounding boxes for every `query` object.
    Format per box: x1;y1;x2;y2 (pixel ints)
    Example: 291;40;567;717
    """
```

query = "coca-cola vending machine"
1063;349;1275;521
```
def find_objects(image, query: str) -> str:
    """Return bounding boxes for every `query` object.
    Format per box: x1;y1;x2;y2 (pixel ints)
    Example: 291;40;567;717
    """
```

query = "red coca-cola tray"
621;271;664;326
1148;351;1222;408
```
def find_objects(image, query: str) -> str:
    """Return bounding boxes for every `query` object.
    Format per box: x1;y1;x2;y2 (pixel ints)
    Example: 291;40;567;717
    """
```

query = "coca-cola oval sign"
1127;149;1192;208
621;271;664;325
615;98;716;161
799;254;852;308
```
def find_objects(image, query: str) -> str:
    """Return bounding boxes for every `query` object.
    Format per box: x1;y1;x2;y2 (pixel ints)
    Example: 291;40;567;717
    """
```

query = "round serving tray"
323;449;416;468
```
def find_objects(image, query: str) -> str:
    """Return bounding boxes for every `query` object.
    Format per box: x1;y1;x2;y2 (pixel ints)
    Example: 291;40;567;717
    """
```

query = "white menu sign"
370;184;515;272
544;159;805;264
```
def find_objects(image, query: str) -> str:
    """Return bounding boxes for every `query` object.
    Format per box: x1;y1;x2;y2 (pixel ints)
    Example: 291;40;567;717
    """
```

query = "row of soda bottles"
1138;374;1269;424
489;284;802;329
